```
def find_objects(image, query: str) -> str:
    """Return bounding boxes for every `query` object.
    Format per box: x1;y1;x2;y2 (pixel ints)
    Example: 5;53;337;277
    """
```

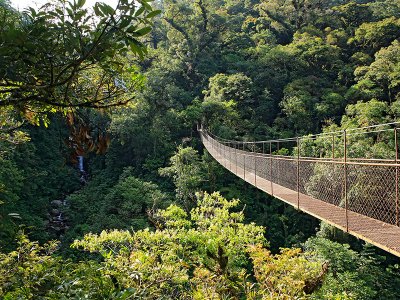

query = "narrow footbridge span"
200;124;400;257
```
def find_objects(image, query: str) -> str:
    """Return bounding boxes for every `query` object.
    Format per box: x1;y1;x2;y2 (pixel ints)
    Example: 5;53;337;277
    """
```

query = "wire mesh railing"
199;123;400;230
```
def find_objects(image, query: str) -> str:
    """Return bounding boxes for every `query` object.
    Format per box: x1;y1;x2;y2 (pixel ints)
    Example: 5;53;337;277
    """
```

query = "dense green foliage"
0;193;351;298
1;0;400;298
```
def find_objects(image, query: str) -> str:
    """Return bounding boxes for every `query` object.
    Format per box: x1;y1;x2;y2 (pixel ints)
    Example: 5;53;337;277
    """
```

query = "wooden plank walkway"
203;137;400;257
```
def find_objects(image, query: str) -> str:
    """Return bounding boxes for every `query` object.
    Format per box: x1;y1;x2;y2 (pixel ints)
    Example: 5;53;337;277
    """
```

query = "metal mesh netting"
201;131;400;227
302;161;344;207
347;164;397;225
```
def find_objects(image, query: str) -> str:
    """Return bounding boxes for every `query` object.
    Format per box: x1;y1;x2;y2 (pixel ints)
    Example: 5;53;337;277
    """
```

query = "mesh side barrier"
346;164;397;225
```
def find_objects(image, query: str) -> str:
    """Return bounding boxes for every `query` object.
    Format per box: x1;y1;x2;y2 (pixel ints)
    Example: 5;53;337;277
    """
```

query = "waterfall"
78;156;88;184
78;156;84;172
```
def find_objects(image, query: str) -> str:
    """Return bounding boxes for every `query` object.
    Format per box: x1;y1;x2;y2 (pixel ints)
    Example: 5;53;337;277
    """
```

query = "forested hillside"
1;0;400;298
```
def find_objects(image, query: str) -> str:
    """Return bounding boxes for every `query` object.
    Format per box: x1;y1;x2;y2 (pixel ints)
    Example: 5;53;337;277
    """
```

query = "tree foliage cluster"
4;193;398;299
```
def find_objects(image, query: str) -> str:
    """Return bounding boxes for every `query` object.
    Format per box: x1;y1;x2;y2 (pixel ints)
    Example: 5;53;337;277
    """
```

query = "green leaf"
76;0;86;9
130;42;146;60
55;8;63;15
141;2;152;10
93;4;104;17
66;7;74;17
98;3;115;16
120;17;131;28
28;7;36;17
126;25;137;33
134;6;145;17
130;42;140;53
135;26;152;36
145;10;161;19
74;10;86;21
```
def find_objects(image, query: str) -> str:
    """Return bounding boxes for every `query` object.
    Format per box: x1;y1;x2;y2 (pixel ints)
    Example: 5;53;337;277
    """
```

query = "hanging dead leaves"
65;112;111;164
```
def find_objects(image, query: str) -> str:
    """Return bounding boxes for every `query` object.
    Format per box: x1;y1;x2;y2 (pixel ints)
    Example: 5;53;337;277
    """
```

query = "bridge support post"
220;140;222;162
229;142;232;171
277;141;280;187
217;141;222;163
235;142;237;175
221;141;223;162
226;142;228;169
395;128;399;226
344;130;349;232
224;141;226;168
270;142;273;196
218;139;220;158
262;142;265;179
254;143;257;187
297;137;300;210
243;143;246;180
222;142;228;169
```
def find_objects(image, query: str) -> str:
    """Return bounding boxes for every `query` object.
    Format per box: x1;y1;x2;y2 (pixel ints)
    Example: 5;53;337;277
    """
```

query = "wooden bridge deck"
203;137;400;257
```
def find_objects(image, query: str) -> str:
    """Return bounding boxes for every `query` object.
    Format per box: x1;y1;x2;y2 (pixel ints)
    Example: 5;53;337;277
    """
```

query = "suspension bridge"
200;123;400;257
